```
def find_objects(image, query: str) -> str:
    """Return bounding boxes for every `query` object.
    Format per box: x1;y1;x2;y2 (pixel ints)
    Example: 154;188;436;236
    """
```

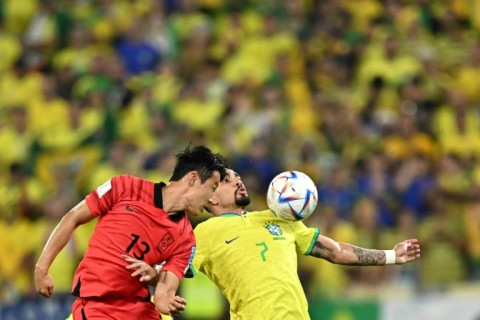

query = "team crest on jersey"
264;222;283;236
156;232;175;253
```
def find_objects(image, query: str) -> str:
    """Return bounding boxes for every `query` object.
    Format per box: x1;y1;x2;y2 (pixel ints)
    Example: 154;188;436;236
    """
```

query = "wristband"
384;250;396;265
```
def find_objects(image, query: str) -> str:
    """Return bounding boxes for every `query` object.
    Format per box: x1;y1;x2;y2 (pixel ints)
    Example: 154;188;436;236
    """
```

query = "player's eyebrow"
222;172;231;182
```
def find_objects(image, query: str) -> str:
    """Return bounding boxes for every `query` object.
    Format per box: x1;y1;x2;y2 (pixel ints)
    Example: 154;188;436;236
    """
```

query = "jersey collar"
154;182;186;219
154;182;166;208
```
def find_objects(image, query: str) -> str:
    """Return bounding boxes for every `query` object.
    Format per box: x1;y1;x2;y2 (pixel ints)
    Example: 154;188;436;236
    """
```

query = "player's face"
215;169;251;208
186;171;221;216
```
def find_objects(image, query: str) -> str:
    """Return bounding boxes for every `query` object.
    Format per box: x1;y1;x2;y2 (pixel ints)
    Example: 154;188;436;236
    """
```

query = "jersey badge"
156;232;175;253
264;222;283;236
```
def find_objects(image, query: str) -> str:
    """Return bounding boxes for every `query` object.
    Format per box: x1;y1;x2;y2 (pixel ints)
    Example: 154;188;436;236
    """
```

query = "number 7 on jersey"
256;242;269;262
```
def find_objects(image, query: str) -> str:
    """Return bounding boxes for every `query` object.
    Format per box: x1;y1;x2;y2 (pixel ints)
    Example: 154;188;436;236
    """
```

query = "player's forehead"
225;169;241;180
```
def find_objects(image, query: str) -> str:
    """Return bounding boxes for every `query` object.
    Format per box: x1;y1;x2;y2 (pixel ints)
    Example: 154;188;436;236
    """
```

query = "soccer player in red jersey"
34;145;227;319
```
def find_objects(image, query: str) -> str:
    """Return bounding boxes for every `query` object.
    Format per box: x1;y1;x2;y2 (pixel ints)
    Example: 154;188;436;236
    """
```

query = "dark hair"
169;145;227;183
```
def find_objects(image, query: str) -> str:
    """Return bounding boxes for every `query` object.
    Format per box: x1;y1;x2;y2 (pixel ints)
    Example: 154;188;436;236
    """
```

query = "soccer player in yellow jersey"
126;169;421;320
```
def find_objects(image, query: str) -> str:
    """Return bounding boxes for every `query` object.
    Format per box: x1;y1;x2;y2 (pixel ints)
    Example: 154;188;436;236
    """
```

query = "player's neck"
161;182;188;213
215;207;243;216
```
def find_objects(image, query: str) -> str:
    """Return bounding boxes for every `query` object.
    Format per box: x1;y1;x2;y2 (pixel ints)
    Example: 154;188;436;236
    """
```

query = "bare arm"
34;200;95;297
309;234;421;266
153;271;186;316
122;256;186;316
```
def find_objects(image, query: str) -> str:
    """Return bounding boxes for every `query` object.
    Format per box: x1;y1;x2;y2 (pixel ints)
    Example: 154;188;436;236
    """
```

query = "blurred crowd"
1;0;480;312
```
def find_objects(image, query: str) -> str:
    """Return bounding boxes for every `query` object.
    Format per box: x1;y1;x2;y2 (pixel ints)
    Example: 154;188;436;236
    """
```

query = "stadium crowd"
0;0;480;316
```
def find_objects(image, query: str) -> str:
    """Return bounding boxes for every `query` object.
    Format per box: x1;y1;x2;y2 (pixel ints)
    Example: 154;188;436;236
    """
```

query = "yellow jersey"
192;210;319;320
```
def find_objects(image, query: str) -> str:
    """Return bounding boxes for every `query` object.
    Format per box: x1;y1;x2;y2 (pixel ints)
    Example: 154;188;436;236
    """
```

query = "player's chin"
186;207;202;217
236;195;251;207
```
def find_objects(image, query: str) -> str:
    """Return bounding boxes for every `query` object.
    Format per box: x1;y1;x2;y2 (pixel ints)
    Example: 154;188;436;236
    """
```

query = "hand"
122;254;157;282
168;295;187;317
34;267;54;298
393;239;421;264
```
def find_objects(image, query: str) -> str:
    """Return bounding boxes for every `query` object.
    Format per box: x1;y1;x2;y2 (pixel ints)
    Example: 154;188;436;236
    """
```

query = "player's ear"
186;171;198;186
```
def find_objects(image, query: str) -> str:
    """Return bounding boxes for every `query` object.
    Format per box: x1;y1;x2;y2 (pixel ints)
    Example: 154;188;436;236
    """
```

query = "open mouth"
237;186;248;196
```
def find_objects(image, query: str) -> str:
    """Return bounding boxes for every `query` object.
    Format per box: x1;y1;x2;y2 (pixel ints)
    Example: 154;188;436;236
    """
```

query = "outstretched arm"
34;200;95;297
309;235;421;265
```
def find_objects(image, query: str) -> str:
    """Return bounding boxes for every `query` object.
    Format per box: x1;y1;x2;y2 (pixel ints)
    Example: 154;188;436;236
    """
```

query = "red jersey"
72;174;196;301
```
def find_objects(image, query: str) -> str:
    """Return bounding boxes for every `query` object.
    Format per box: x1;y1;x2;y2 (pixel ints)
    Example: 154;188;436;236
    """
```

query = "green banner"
309;297;380;320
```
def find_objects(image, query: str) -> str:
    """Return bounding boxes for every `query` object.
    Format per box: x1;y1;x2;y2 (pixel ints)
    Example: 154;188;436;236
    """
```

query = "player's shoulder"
114;174;146;182
105;174;155;199
247;209;275;216
247;209;308;228
246;209;286;222
195;213;241;232
112;174;156;188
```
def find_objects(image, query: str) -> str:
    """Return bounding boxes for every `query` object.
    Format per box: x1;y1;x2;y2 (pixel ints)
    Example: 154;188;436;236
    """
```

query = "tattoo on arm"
310;240;334;261
310;241;386;265
351;245;385;265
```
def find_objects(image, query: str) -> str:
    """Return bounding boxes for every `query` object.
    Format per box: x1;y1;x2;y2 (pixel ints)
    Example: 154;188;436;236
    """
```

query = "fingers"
133;268;153;282
169;296;187;316
403;239;419;245
36;277;54;298
407;243;421;254
126;261;144;270
130;265;149;278
121;254;145;272
131;268;142;277
171;296;187;305
39;285;54;298
400;240;421;253
394;240;421;263
409;244;420;252
139;274;153;282
122;254;138;264
406;243;421;261
122;255;155;281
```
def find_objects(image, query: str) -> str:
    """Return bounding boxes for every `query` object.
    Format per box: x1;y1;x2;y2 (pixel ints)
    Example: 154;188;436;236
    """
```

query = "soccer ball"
267;171;318;221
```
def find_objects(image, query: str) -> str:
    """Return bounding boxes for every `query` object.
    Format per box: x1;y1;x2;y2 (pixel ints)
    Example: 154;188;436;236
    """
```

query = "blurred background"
1;0;480;319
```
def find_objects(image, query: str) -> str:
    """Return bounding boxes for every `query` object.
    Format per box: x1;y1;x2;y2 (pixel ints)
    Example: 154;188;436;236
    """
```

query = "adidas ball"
267;171;318;221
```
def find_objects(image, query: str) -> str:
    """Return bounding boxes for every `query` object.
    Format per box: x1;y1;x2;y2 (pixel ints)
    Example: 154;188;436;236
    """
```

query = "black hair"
169;144;227;183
